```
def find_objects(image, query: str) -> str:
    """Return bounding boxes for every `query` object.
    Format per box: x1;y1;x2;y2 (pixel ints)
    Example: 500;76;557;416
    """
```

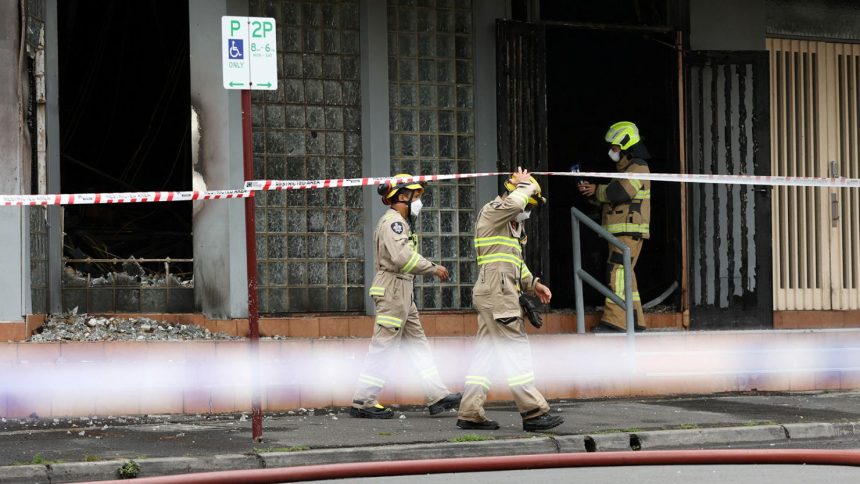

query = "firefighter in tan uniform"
457;168;564;432
578;121;651;332
351;174;462;419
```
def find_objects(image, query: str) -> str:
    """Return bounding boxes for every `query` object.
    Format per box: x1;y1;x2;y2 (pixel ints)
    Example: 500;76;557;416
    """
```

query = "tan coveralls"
352;209;451;409
594;155;651;330
458;181;551;424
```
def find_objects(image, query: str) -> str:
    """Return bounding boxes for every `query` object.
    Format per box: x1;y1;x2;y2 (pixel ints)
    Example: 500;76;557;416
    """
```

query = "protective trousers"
602;235;645;330
352;281;449;408
459;292;550;423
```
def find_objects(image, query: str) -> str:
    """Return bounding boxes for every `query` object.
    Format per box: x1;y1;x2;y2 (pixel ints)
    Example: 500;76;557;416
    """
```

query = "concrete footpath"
1;391;859;483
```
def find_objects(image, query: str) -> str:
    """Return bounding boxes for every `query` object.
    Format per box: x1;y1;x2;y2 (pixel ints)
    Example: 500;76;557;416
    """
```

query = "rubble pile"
29;311;240;342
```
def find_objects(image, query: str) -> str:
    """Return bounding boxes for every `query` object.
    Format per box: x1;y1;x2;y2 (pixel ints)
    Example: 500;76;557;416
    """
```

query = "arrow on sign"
229;81;245;87
257;82;272;88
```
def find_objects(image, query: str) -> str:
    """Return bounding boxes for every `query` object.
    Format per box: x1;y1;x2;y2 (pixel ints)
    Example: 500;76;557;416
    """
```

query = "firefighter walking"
351;174;461;419
457;168;564;432
578;121;651;332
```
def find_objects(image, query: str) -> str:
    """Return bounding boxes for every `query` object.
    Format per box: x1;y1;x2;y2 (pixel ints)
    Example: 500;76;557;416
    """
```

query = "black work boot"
456;419;500;430
591;321;624;333
523;413;564;432
349;403;394;419
428;393;462;415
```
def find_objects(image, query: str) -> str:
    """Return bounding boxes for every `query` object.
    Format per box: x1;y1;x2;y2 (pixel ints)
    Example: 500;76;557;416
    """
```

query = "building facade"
1;0;859;332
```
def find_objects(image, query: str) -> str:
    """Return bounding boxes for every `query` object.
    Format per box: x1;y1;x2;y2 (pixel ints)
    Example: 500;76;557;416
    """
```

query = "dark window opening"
58;0;192;276
544;27;681;310
540;0;669;27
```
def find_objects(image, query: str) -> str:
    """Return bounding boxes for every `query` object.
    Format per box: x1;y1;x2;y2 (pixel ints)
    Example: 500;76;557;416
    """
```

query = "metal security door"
768;39;860;310
687;52;773;328
495;20;550;285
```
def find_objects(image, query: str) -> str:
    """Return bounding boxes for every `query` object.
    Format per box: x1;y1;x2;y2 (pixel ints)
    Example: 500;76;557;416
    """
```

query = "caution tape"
245;170;860;191
542;171;860;188
3;171;860;206
0;189;251;206
243;172;503;191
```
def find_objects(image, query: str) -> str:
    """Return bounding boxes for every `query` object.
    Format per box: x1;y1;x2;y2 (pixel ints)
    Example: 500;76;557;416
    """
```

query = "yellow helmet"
605;121;641;150
377;173;425;205
503;174;547;208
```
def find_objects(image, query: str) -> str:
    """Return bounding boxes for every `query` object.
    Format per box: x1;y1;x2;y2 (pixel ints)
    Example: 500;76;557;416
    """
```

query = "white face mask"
608;148;621;162
410;198;423;217
515;210;531;222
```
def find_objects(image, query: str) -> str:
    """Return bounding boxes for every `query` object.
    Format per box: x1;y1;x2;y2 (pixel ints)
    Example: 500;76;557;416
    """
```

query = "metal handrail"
571;207;635;338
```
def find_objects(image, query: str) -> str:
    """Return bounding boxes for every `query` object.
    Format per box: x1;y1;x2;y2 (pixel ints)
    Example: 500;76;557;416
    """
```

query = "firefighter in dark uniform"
578;122;651;332
350;174;461;418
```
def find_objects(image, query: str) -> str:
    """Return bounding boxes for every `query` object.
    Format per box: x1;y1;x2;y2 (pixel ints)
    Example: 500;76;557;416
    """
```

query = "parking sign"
222;16;277;90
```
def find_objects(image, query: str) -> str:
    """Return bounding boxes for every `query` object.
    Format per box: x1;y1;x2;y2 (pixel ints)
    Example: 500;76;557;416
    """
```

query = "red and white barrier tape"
3;171;860;206
243;172;504;191
244;170;860;191
0;189;251;207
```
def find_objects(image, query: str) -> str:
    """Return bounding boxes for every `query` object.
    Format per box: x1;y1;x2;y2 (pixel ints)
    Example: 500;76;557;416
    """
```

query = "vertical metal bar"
623;246;636;373
242;89;263;442
675;31;690;329
623;247;634;337
571;209;585;334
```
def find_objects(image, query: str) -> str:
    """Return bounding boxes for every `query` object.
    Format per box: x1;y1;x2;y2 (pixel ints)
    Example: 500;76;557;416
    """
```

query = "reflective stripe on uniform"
611;267;641;303
476;253;533;280
474;236;522;251
476;253;524;266
629;179;642;191
604;223;649;234
596;184;608;203
465;375;491;390
402;252;421;273
509;191;529;208
507;371;535;387
521;265;532;280
420;366;440;380
368;286;385;297
376;314;403;328
358;373;385;388
633;189;651;199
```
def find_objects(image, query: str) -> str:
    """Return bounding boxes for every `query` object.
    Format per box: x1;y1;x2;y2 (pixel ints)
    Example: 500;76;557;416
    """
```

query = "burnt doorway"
543;27;682;311
58;0;192;311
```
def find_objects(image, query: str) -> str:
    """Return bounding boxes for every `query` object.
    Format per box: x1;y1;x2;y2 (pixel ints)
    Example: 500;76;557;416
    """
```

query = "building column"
360;0;392;316
0;0;29;322
474;0;506;210
189;0;250;318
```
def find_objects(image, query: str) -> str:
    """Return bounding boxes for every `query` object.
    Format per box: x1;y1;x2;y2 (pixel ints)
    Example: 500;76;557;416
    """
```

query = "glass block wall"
387;0;477;309
251;0;365;313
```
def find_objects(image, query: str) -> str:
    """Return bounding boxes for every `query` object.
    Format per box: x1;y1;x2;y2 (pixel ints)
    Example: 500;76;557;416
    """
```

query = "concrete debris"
28;312;241;342
62;265;193;288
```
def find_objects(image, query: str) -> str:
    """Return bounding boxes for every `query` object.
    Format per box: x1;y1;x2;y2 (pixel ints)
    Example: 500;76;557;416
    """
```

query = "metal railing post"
571;212;585;334
569;207;636;340
623;247;634;336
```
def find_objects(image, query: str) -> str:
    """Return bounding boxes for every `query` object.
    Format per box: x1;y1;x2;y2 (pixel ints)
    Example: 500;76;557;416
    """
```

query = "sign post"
222;16;277;442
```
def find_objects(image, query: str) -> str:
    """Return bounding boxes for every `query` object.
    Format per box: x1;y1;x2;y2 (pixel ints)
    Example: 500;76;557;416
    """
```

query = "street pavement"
1;390;859;482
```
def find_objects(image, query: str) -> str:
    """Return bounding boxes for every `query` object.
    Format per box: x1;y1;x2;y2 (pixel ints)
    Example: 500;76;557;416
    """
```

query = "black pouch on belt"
519;294;543;329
